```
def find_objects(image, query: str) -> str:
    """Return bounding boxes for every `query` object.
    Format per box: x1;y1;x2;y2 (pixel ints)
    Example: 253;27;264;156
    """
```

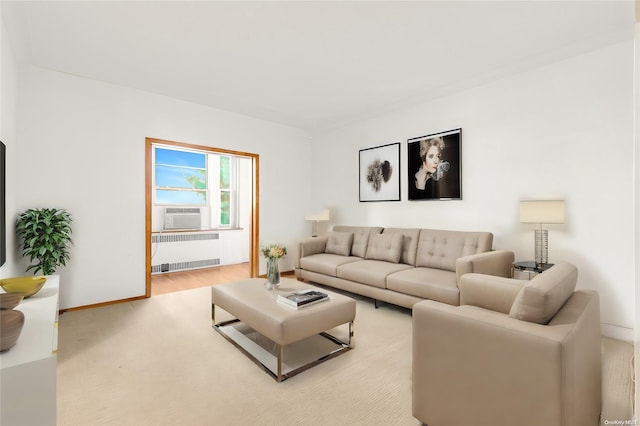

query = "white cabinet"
1;275;59;426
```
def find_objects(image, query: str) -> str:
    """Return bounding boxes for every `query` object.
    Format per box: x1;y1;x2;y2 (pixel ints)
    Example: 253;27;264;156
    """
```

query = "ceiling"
1;1;635;133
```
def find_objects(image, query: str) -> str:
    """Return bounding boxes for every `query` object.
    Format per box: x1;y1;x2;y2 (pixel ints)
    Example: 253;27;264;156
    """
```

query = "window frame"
152;144;239;229
146;137;260;296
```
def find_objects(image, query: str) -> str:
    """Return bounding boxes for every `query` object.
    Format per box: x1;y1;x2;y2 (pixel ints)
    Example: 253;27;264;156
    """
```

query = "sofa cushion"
509;262;578;324
381;228;421;265
299;253;362;277
387;267;459;305
333;226;383;258
337;260;412;289
416;229;493;272
365;233;403;263
325;231;354;256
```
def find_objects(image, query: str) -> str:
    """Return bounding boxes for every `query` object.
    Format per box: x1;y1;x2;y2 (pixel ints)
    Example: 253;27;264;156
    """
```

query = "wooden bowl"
0;309;25;352
0;276;47;298
0;293;24;310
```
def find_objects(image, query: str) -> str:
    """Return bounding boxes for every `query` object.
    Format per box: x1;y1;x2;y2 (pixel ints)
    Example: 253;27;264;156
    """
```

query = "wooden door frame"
145;137;259;297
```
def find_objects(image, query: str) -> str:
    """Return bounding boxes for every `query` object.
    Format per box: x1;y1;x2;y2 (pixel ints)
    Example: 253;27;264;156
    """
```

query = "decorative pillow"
325;231;354;256
351;230;371;258
509;262;578;324
365;233;403;264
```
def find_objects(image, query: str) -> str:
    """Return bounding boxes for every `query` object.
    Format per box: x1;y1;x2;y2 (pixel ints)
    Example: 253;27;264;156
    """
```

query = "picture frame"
359;142;401;202
407;128;461;201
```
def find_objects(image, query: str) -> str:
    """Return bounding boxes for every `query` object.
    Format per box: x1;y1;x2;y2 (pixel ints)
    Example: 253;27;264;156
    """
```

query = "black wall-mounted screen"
1;141;5;267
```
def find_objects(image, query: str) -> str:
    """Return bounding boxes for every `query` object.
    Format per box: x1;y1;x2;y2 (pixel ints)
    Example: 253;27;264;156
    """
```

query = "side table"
512;261;554;280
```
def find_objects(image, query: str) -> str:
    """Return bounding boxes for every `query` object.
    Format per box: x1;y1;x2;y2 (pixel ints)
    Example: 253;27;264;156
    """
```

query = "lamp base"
310;221;329;238
534;229;548;267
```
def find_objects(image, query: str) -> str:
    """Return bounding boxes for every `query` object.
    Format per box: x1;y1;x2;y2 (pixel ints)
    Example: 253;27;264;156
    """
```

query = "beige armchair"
412;262;601;426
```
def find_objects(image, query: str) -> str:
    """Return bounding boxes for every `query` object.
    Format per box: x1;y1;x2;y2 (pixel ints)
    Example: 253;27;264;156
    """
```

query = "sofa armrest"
455;250;514;284
459;273;526;314
295;237;328;268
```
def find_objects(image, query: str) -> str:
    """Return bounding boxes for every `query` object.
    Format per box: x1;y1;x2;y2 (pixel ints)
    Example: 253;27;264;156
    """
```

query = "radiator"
151;259;220;274
152;231;221;274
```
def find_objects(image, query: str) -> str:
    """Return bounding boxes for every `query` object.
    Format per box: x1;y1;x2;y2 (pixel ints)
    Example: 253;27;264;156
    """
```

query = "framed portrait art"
407;128;461;201
359;142;400;202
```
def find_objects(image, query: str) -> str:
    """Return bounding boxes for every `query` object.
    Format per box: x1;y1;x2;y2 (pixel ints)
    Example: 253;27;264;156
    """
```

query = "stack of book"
277;289;329;309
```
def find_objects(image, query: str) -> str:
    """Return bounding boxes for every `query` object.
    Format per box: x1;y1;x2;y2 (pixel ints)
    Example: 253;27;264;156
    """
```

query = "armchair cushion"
365;233;403;263
325;231;354;256
509;262;578;324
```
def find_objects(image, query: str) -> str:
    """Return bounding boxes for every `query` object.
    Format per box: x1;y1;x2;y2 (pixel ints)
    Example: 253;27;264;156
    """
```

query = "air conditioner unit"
164;207;201;230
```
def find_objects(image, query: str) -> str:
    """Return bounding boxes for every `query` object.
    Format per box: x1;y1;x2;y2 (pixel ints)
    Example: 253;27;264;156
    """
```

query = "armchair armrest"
459;273;526;314
295;237;328;268
455;249;514;284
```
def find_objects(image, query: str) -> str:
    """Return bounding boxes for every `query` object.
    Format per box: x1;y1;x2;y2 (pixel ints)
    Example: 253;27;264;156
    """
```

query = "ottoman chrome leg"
349;321;354;348
276;344;283;382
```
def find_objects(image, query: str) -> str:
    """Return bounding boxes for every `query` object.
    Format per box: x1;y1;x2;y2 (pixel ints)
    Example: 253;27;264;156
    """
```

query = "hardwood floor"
151;263;251;296
151;263;296;296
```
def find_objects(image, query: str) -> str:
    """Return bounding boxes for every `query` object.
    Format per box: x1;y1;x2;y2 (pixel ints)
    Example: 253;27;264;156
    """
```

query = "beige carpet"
600;337;635;425
57;286;634;425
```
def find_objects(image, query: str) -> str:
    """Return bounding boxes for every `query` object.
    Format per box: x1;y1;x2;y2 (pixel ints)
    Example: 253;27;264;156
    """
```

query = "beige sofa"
412;262;601;426
295;226;514;309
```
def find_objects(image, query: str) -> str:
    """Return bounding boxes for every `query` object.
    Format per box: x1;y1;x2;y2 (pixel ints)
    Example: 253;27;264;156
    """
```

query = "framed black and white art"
359;142;400;202
407;128;461;201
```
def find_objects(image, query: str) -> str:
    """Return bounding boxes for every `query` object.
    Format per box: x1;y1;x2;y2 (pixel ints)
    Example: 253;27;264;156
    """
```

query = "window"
153;146;238;228
155;148;207;205
219;156;231;225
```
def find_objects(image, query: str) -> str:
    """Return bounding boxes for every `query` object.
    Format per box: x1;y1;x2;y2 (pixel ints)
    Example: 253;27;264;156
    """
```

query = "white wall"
0;7;19;279
634;14;640;419
14;65;312;309
312;40;635;336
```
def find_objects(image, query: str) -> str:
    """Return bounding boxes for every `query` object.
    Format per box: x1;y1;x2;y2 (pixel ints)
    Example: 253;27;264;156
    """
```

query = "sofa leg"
374;299;379;309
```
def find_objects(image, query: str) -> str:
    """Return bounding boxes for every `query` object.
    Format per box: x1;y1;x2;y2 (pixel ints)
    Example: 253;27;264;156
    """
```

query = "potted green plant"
16;208;73;276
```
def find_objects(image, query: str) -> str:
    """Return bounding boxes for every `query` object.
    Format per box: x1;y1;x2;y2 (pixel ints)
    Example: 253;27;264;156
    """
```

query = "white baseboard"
601;323;634;342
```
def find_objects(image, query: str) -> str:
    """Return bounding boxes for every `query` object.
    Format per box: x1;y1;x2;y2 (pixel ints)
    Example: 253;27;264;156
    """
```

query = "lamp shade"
519;200;565;224
304;209;330;222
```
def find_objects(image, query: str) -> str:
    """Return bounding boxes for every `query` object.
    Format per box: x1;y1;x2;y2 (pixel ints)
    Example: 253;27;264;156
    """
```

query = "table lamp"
305;209;330;237
519;200;565;267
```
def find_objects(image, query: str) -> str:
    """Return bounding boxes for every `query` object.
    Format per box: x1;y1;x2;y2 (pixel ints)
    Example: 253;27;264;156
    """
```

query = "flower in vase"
261;243;287;260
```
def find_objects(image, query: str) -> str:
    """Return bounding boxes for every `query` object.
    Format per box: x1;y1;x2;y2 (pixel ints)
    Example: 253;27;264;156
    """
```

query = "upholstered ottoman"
211;277;356;381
